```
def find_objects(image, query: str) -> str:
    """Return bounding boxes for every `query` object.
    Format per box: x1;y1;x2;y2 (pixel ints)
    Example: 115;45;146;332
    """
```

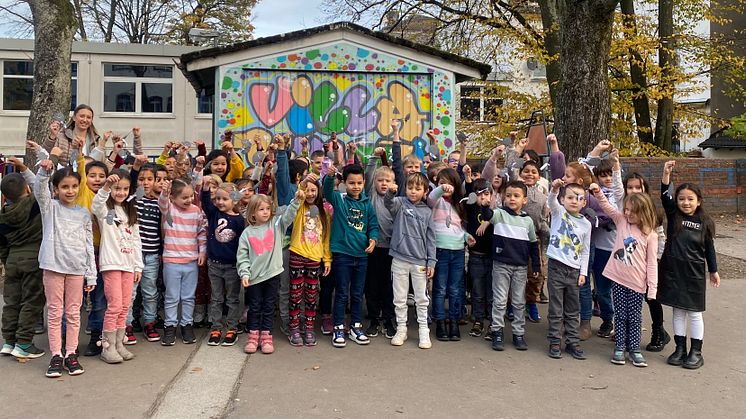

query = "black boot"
667;335;687;366
449;320;461;341
683;338;704;369
84;330;102;357
435;321;448;341
646;324;670;352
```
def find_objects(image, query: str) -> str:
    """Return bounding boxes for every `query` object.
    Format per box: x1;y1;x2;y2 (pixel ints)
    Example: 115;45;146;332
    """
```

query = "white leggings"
672;308;704;340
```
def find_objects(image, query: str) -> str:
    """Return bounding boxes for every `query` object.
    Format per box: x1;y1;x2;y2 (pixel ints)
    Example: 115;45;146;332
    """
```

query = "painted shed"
178;22;490;161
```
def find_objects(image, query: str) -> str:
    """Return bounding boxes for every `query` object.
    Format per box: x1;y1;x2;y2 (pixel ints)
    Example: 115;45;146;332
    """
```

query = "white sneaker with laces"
391;326;408;346
418;328;432;349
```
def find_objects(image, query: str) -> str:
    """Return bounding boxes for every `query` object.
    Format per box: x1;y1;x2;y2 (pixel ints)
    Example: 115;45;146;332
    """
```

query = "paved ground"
1;217;744;418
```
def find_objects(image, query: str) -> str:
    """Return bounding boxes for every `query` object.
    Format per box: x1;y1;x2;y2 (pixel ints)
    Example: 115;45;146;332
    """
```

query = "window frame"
0;60;78;113
102;62;174;116
459;85;503;123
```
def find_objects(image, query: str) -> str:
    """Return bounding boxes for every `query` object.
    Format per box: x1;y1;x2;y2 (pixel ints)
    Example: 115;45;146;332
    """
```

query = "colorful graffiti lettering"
215;41;456;161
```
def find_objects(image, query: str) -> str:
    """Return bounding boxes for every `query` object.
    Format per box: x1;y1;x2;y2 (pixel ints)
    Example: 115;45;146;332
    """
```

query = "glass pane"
4;61;33;76
3;78;33;110
484;98;503;122
198;90;214;114
71;63;78;77
459;98;480;121
104;81;136;112
104;64;172;78
141;83;172;113
460;86;481;98
70;79;77;111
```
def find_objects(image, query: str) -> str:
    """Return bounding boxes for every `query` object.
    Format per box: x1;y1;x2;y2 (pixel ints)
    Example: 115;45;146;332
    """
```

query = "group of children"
0;104;720;379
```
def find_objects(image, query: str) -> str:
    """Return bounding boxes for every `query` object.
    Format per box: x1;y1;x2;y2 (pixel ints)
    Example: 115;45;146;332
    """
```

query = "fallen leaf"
312;365;320;370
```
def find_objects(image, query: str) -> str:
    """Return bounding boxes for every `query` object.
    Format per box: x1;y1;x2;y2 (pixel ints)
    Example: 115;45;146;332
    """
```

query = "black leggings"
646;298;664;327
319;267;334;316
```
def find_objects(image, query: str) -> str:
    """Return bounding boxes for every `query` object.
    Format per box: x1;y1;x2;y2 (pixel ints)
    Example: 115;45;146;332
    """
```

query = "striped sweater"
158;191;207;264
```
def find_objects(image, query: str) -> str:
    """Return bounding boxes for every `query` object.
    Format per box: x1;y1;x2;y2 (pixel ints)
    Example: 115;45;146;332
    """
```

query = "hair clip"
308;206;320;218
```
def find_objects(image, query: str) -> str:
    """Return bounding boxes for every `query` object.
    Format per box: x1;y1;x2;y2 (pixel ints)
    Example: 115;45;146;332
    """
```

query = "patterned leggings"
288;252;321;331
612;282;644;351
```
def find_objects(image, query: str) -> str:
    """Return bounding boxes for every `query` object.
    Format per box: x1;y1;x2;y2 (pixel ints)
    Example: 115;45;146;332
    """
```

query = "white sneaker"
418;328;432;349
391;326;408;346
1;343;14;355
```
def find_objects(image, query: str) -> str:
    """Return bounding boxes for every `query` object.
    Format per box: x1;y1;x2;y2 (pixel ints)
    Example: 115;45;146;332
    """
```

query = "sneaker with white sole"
46;355;64;378
11;343;45;359
629;350;648;367
418;327;432;349
332;325;346;348
348;323;370;345
391;326;408;346
124;325;137;345
611;348;626;365
64;353;85;376
1;343;14;355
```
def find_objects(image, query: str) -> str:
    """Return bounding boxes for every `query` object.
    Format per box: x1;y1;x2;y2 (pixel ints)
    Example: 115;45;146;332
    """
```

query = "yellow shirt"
288;201;332;264
74;154;101;248
226;154;245;182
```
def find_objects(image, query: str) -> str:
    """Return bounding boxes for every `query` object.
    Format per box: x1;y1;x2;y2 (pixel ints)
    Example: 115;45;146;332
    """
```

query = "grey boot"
100;331;123;364
115;328;135;361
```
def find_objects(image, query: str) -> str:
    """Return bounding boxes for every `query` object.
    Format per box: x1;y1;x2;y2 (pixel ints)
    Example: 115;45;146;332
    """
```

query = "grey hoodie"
384;191;437;268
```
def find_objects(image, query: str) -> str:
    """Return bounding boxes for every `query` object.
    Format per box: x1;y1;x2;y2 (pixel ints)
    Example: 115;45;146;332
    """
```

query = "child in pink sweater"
159;178;207;346
590;183;658;368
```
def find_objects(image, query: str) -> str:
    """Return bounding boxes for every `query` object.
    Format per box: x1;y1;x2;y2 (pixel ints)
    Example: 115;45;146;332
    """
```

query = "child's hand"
365;239;376;253
610;148;619;163
6;157;27;172
593;139;612;154
476;221;489;237
303;172;319;184
105;174;121;188
466;234;477;247
221;140;234;153
295;189;306;202
578;275;586;286
426;267;434;279
509;131;518;142
50;146;63;157
202;176;213;189
84;284;96;292
515;137;529;153
440;184;454;194
134;272;142;283
710;272;720;288
132;127;141;138
195;155;205;168
551;178;564;191
391;119;400;132
547;134;558;145
113;139;124;153
242;276;250;287
162;179;172;193
198;254;206;266
133;155;148;171
299;137;308;148
26;140;41;153
323;264;331;277
194;138;204;148
347;141;358;155
588;183;601;195
374;146;386;157
388;183;398;194
39;159;54;171
463;164;472;178
491;144;505;159
663;160;675;175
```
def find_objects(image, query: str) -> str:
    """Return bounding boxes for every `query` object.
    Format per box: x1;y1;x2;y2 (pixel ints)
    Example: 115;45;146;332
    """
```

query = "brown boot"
579;320;592;341
115;328;135;361
100;331;123;364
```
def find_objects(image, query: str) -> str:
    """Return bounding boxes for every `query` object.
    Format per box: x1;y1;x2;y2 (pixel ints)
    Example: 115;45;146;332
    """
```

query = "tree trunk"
552;0;619;160
24;0;77;168
620;0;654;144
537;0;562;109
655;0;674;150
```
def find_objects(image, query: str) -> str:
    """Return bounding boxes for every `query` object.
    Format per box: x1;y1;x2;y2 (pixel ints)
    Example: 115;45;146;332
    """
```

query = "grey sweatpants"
207;260;241;330
546;259;581;345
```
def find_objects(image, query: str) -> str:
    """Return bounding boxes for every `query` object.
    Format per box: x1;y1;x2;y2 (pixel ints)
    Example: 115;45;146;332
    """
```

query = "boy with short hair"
546;180;592;360
0;159;46;359
477;180;540;351
323;163;379;348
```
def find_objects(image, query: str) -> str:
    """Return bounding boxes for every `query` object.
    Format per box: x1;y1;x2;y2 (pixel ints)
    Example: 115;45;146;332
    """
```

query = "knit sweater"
159;191;207;264
91;189;144;273
34;169;97;284
596;192;658;298
489;206;540;272
236;199;300;285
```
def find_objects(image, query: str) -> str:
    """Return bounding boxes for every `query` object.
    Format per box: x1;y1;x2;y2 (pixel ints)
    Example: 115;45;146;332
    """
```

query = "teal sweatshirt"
322;173;380;257
236;199;300;285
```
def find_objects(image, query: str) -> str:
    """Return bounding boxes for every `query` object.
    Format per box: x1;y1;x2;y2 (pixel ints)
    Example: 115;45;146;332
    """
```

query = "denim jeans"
432;248;465;321
246;275;279;332
127;253;160;324
86;271;107;331
332;253;368;327
579;245;594;321
592;248;614;322
547;259;581;345
490;262;528;335
163;262;198;327
468;253;493;322
207;260;241;330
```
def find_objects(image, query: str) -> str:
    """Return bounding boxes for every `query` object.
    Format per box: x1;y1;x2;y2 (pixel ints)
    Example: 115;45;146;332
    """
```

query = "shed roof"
178;21;491;94
699;131;746;149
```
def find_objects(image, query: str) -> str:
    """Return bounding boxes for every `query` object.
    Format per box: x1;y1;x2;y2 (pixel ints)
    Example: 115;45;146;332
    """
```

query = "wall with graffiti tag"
214;41;457;162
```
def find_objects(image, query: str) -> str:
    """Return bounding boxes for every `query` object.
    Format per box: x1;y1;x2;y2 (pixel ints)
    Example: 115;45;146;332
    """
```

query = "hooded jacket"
384;191;437;268
0;172;42;264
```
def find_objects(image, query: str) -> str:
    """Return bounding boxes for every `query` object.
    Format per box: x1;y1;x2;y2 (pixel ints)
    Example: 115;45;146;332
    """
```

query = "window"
459;85;503;122
198;89;214;114
103;64;173;113
1;61;77;111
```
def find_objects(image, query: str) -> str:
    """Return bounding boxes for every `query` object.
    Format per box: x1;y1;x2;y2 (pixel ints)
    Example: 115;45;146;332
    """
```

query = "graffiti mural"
215;41;456;161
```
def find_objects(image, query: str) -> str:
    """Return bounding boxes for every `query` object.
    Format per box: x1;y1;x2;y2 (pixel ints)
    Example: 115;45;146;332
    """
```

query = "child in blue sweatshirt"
323;163;379;348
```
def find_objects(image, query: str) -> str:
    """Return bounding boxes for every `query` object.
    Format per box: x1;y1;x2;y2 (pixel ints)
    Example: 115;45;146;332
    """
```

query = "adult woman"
43;104;103;166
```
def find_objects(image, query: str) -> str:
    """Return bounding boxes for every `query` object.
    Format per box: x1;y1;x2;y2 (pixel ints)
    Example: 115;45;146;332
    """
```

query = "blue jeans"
86;272;106;331
579;245;594;321
468;253;493;322
592;248;614;321
129;253;160;324
163;262;198;327
332;253;368;327
433;248;465;321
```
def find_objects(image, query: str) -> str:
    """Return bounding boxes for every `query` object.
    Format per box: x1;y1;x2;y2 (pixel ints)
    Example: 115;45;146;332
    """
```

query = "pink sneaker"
321;315;333;335
259;331;274;354
244;330;259;354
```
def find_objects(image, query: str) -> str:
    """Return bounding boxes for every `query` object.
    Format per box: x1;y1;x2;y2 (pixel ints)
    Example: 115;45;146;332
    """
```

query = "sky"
251;0;328;39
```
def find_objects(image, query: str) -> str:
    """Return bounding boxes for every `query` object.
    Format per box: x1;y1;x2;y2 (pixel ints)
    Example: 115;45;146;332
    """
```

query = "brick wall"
621;158;746;214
